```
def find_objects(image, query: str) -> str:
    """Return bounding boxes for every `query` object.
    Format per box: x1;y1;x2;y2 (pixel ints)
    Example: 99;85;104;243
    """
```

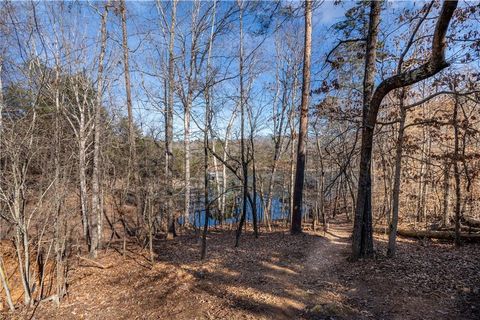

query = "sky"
2;0;478;139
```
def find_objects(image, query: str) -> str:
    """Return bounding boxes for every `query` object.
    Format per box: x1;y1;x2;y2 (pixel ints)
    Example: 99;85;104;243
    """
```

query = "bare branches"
368;1;458;125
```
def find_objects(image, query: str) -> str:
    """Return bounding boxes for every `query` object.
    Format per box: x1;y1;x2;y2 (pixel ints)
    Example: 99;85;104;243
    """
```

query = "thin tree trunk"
314;125;327;230
166;0;178;239
416;121;427;223
251;140;259;237
0;255;14;311
201;125;210;259
442;159;451;226
235;0;247;247
289;130;295;226
453;95;461;246
265;163;277;231
79;114;90;250
53;55;67;302
184;99;191;228
201;0;217;259
183;1;200;230
211;138;222;220
387;89;406;257
288;75;299;226
221;111;237;218
120;0;137;199
91;3;109;257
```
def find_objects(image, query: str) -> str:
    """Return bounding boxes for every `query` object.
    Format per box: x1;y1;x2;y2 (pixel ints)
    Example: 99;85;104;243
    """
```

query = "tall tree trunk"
166;0;178;239
53;54;67;302
91;3;109;258
235;0;249;247
352;0;381;259
184;96;191;228
235;0;247;247
201;0;217;259
183;1;199;230
120;0;137;198
291;0;312;234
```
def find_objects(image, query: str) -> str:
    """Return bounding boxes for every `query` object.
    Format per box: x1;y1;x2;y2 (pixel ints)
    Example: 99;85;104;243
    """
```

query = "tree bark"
351;0;381;259
201;0;217;260
183;1;200;230
120;0;137;196
166;0;178;239
91;2;109;257
291;0;312;234
235;0;247;247
352;0;458;260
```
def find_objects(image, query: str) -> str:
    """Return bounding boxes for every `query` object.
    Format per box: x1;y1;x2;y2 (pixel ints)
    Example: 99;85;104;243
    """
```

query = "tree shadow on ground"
26;219;480;320
149;227;357;319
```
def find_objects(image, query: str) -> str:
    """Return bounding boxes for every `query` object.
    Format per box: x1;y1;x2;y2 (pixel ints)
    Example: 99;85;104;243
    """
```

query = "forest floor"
7;218;480;320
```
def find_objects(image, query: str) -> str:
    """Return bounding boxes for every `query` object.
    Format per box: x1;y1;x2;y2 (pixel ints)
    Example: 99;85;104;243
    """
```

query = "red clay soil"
4;218;480;319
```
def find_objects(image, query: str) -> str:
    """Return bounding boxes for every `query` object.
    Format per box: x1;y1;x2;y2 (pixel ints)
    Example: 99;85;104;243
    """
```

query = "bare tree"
90;1;109;258
166;0;178;239
201;0;217;260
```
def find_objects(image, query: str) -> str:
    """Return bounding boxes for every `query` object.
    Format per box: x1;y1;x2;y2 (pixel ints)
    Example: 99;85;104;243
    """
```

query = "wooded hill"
0;0;479;318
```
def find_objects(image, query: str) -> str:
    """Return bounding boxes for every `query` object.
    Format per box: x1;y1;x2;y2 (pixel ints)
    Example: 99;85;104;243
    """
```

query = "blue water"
179;196;307;228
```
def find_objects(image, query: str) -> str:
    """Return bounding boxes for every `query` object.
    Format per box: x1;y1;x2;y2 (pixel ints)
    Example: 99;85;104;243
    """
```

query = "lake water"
179;196;307;227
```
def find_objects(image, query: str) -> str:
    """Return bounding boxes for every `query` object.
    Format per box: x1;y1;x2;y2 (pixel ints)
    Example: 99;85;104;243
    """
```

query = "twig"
76;255;112;269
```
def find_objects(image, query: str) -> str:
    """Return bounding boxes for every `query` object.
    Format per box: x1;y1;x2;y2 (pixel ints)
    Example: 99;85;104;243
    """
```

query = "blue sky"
2;0;477;139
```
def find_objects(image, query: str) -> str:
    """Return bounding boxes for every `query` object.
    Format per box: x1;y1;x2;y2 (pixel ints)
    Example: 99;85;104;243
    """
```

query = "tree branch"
367;0;458;126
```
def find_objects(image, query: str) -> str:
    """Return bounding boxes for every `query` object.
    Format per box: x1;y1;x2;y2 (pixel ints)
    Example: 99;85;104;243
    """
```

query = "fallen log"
461;216;480;228
437;225;480;233
374;227;480;242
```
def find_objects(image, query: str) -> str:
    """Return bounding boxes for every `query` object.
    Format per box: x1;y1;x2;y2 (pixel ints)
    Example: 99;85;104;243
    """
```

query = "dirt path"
301;220;480;320
12;219;480;319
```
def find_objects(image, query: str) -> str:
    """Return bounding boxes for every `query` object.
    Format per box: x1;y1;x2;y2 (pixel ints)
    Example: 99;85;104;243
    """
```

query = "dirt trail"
9;219;480;319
